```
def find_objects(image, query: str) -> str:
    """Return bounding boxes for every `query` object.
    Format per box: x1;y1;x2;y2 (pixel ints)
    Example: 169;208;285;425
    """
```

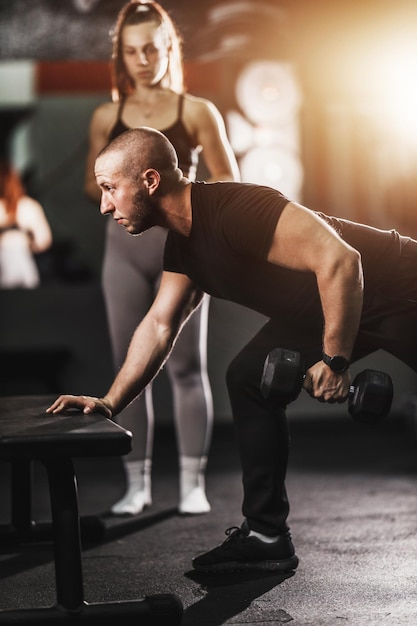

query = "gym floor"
1;410;417;625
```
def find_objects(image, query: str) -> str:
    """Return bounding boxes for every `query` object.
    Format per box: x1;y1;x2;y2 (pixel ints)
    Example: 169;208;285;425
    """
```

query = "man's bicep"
267;202;347;273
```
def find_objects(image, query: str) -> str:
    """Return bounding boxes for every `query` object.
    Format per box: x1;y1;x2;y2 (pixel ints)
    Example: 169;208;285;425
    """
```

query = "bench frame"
0;396;182;625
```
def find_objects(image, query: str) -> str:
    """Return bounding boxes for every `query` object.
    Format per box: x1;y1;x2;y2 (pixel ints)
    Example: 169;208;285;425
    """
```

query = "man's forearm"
103;315;177;415
318;249;364;359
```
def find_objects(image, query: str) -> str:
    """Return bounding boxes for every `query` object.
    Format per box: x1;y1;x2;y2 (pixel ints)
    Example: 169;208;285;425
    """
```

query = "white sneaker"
111;459;152;515
111;488;152;516
178;486;211;515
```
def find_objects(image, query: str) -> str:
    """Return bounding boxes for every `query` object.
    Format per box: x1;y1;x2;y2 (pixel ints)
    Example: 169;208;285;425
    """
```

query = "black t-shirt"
163;181;406;321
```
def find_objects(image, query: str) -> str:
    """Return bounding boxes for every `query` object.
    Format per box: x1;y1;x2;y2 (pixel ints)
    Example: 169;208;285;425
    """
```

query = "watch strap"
322;352;350;373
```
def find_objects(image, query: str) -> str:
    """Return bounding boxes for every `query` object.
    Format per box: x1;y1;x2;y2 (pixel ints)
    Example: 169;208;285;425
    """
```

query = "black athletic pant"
226;238;417;536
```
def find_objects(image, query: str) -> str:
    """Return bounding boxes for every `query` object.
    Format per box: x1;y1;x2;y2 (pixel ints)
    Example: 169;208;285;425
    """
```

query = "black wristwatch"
322;352;350;373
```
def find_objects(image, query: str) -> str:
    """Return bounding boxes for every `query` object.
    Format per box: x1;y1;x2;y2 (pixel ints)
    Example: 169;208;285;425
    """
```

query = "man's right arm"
46;272;204;417
266;201;364;403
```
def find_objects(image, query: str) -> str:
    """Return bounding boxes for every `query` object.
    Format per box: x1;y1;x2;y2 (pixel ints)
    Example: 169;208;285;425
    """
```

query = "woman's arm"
84;103;118;203
184;95;240;182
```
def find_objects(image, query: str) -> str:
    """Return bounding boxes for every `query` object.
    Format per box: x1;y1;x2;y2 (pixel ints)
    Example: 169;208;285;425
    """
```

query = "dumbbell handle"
303;370;386;412
301;379;373;400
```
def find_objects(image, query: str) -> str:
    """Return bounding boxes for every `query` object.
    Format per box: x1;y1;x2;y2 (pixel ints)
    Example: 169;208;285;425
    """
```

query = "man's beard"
129;188;156;235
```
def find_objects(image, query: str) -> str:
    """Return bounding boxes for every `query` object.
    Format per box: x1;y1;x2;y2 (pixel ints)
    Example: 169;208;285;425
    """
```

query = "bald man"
48;127;417;573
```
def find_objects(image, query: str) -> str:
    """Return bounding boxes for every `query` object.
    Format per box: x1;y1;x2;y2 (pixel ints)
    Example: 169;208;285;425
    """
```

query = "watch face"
331;356;349;372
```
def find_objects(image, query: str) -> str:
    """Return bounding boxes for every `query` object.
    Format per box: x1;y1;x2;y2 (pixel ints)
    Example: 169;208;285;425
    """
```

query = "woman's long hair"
0;161;24;225
111;0;184;102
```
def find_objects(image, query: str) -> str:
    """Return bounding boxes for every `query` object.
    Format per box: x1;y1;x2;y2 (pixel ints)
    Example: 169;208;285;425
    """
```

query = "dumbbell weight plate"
260;348;305;403
348;369;394;425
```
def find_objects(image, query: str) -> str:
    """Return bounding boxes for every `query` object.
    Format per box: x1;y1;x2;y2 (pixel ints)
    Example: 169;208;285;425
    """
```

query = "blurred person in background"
0;160;52;289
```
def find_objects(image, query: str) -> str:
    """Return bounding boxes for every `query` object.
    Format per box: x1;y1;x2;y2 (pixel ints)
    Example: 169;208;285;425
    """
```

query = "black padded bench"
0;395;183;625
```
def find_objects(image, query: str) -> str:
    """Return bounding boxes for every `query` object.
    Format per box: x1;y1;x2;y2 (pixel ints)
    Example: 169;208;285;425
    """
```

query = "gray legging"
102;218;213;461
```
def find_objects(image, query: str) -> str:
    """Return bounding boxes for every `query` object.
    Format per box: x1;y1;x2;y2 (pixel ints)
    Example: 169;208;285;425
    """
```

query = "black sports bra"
108;94;199;178
0;224;19;235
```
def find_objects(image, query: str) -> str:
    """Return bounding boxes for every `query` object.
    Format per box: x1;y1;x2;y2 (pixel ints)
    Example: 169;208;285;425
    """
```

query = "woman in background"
85;0;240;516
0;160;52;288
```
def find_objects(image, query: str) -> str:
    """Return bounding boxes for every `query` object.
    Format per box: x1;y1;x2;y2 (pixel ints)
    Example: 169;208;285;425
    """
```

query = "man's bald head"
97;127;182;188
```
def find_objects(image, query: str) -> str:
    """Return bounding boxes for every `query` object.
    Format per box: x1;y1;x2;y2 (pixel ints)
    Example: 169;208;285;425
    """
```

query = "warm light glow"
239;147;303;198
227;110;300;155
235;61;301;125
229;60;303;200
314;25;417;151
369;45;417;147
335;39;417;153
226;110;254;156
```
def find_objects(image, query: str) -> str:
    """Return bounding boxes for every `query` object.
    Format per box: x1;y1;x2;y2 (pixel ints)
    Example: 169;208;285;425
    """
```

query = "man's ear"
143;168;160;195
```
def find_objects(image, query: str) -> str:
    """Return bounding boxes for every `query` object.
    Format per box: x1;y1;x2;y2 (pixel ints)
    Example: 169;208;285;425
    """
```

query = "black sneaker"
192;520;299;573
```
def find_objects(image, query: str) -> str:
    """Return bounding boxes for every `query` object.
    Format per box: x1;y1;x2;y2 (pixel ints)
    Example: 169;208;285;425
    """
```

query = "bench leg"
0;456;183;624
0;459;105;547
0;595;183;624
11;459;33;532
44;456;85;611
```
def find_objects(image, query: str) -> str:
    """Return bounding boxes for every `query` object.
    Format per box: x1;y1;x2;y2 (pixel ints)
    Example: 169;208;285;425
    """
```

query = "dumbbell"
260;347;394;425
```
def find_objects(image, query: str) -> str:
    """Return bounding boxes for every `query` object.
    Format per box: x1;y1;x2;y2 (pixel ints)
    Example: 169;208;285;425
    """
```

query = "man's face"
95;152;155;235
